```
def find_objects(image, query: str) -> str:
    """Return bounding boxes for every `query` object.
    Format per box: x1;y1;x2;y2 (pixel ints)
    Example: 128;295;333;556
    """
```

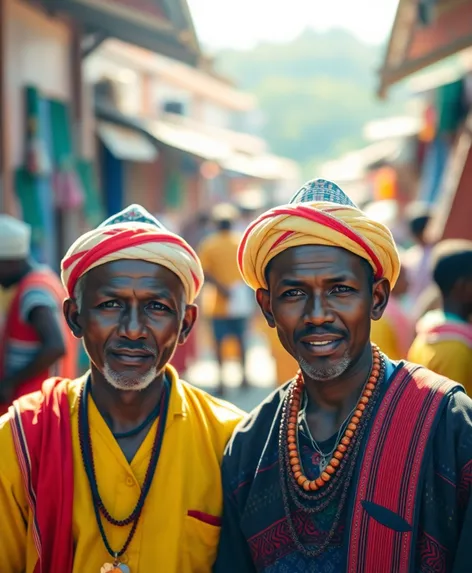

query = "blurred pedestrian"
408;240;472;391
198;203;254;395
402;202;434;316
371;259;414;359
172;212;214;376
0;215;77;413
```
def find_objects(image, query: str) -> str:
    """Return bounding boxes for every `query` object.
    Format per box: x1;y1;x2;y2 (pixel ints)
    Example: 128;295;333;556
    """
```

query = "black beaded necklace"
112;401;161;439
78;375;170;562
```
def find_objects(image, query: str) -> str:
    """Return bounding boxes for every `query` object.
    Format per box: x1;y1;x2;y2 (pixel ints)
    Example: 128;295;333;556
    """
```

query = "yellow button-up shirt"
0;366;245;572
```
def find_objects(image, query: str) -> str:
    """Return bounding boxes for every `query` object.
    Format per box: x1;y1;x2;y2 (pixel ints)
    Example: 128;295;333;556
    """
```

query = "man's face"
257;245;389;382
66;259;196;391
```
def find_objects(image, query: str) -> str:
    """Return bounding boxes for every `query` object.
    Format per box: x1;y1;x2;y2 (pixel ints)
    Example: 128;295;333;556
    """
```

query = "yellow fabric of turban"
61;205;204;304
238;179;400;291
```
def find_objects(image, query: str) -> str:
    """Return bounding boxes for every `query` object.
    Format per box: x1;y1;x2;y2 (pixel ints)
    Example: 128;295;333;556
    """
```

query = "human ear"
370;278;390;321
256;288;276;328
178;304;198;344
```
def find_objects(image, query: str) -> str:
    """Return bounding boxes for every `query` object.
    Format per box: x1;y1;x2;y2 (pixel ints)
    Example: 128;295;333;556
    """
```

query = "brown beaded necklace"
278;344;385;557
286;344;381;492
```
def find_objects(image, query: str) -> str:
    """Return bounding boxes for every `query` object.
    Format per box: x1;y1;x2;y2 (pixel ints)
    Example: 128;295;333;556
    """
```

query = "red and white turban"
238;179;401;291
61;205;203;303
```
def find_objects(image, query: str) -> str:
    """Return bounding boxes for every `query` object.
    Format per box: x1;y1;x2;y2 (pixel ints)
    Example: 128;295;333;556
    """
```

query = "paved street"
186;342;276;412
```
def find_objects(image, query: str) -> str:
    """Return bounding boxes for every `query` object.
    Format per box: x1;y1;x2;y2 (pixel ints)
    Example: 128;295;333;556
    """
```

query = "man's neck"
89;367;166;433
303;344;373;441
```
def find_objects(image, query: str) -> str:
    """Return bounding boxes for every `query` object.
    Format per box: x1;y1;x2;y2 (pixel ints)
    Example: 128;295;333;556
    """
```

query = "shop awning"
222;152;300;181
378;0;472;98
144;118;232;161
406;48;472;94
96;103;299;180
97;121;158;162
39;0;200;64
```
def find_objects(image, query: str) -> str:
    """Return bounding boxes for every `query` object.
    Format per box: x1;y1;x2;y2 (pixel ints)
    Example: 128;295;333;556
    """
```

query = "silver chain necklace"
298;394;358;472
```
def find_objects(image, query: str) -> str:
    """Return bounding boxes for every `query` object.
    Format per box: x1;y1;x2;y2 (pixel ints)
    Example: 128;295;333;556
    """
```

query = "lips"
108;347;156;364
112;350;153;358
300;335;343;345
299;334;344;357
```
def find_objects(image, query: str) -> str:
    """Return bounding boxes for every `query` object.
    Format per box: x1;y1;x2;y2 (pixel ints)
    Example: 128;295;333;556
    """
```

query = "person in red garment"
0;205;244;573
0;215;77;413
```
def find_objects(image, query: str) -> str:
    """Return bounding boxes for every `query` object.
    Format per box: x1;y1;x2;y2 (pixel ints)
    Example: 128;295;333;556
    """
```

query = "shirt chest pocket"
182;511;221;573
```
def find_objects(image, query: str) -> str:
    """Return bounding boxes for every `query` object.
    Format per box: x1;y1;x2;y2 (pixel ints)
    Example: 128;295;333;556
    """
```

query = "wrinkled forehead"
79;259;186;294
266;244;372;282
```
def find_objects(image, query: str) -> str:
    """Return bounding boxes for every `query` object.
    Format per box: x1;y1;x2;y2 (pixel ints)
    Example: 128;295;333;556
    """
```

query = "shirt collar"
165;364;188;419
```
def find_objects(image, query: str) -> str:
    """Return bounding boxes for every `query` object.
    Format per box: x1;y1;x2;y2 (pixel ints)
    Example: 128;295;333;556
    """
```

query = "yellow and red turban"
238;179;400;291
61;205;203;303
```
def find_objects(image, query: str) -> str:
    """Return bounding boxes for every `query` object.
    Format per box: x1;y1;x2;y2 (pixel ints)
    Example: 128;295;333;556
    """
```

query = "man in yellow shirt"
198;204;254;395
0;205;244;573
371;264;414;360
408;240;472;392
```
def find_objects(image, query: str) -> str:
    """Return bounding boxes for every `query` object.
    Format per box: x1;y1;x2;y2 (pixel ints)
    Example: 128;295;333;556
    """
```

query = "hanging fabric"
48;99;84;210
24;86;52;177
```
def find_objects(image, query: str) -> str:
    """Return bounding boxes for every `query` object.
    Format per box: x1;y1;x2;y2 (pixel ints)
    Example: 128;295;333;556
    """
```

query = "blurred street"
187;339;276;412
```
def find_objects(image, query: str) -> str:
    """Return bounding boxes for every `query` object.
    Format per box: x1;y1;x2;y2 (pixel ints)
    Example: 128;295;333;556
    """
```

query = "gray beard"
297;350;351;381
103;362;158;391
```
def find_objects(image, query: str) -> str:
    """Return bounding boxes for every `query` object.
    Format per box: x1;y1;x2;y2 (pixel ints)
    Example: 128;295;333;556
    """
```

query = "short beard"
102;362;158;391
298;350;351;382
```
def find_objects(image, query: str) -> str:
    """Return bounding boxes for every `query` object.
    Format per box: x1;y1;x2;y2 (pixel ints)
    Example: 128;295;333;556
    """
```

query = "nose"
118;304;147;340
304;292;334;326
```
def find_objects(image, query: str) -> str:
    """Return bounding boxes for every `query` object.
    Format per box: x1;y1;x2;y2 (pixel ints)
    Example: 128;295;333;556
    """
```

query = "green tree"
215;28;405;177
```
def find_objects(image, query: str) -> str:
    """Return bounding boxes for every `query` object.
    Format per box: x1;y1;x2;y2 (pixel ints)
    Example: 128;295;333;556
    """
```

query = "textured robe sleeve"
451;391;472;573
452;482;472;573
213;463;257;573
416;390;472;571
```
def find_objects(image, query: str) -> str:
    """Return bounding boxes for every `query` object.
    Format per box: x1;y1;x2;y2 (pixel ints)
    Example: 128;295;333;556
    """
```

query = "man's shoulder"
392;360;463;391
0;408;14;443
1;377;81;423
396;361;471;416
0;409;21;485
224;382;290;463
178;378;246;428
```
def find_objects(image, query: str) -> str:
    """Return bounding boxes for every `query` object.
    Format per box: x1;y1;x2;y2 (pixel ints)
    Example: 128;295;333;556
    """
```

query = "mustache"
107;343;157;356
295;326;346;342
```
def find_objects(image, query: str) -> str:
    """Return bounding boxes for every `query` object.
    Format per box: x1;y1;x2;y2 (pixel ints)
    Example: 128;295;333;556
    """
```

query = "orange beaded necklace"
287;344;381;492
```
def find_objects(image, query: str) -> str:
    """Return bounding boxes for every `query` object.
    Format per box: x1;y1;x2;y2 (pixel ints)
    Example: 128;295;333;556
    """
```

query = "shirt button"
125;476;135;487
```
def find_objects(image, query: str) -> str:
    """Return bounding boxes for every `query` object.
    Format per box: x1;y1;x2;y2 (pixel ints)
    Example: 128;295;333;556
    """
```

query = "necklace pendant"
101;562;130;573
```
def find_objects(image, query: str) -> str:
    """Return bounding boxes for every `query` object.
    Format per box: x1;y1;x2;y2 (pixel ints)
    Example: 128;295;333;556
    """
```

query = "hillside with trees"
215;28;406;176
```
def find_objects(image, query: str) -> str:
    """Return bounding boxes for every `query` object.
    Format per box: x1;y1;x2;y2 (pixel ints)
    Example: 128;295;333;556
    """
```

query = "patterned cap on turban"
61;205;204;303
238;179;401;290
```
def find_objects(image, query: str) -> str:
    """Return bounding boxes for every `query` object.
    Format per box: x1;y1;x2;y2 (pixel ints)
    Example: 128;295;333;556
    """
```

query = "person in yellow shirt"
408;240;472;392
371;264;414;360
0;205;245;573
198;204;254;395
